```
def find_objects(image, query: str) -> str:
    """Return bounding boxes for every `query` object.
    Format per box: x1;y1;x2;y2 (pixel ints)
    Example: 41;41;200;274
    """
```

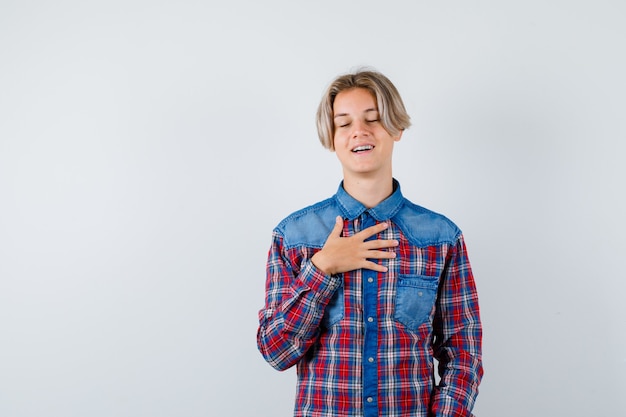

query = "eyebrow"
333;108;378;119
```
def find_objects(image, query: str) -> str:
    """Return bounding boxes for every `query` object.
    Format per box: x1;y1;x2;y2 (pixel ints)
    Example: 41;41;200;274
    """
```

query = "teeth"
352;145;373;152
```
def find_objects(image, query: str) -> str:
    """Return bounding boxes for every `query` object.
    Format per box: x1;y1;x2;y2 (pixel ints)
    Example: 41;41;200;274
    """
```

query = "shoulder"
394;198;462;246
274;197;340;249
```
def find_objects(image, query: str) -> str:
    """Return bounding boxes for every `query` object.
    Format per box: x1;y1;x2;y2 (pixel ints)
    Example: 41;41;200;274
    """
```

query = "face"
332;88;402;179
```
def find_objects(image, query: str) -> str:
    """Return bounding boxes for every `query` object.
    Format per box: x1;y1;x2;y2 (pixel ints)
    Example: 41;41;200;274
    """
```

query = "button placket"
361;212;379;416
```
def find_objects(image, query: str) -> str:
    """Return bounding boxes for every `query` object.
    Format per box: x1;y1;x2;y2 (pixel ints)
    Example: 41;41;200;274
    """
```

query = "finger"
357;222;389;239
364;249;397;259
363;261;389;272
328;216;344;238
364;239;399;250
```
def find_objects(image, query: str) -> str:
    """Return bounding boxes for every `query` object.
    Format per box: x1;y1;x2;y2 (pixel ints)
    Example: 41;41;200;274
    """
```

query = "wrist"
311;252;334;276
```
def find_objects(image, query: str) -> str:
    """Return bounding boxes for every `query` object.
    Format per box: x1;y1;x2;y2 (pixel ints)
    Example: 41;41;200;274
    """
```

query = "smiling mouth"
352;145;374;153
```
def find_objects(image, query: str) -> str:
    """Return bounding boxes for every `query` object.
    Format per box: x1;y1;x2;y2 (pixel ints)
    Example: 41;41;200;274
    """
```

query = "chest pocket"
394;274;439;332
321;283;344;328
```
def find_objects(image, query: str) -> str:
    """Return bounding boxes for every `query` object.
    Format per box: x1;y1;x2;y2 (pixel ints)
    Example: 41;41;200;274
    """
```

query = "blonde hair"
316;69;411;150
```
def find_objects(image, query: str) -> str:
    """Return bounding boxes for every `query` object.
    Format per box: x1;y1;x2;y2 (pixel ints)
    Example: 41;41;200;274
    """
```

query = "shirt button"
368;357;374;363
368;277;374;283
367;397;373;403
367;317;374;322
418;291;423;297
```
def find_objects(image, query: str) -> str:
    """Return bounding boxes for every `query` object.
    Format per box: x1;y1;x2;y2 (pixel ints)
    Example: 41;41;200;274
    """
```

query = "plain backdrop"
1;1;625;416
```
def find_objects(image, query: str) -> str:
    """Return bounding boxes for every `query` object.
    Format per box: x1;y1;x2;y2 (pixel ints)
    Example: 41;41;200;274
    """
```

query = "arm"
257;217;398;371
256;230;341;371
430;234;483;417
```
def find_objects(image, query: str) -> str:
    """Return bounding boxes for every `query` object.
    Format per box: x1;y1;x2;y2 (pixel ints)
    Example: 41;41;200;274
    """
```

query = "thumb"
329;215;344;237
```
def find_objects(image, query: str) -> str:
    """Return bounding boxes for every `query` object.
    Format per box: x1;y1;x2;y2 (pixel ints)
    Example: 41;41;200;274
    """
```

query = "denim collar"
334;179;405;221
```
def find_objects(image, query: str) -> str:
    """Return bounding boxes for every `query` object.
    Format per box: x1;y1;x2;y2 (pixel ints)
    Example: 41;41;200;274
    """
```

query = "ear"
394;129;403;142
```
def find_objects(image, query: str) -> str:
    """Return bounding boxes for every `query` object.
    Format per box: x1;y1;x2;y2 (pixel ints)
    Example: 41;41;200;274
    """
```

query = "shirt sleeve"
430;234;483;417
257;230;342;371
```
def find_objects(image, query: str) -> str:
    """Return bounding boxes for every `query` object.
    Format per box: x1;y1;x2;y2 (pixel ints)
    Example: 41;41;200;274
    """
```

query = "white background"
1;1;625;416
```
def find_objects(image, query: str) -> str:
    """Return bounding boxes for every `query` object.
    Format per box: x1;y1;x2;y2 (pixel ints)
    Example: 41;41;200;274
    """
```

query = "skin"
311;88;402;275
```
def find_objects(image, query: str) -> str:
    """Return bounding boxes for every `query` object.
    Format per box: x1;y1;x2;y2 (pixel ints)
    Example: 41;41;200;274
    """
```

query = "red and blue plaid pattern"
258;185;482;417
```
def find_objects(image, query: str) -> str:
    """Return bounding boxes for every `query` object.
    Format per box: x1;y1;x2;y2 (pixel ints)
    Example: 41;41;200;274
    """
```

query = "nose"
351;119;369;138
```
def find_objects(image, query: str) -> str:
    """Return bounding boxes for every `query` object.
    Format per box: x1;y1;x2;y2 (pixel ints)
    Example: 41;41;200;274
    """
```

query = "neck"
342;173;394;209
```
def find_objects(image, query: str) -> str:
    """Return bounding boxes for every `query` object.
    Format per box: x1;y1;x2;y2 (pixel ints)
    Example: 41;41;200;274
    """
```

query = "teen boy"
257;69;483;417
